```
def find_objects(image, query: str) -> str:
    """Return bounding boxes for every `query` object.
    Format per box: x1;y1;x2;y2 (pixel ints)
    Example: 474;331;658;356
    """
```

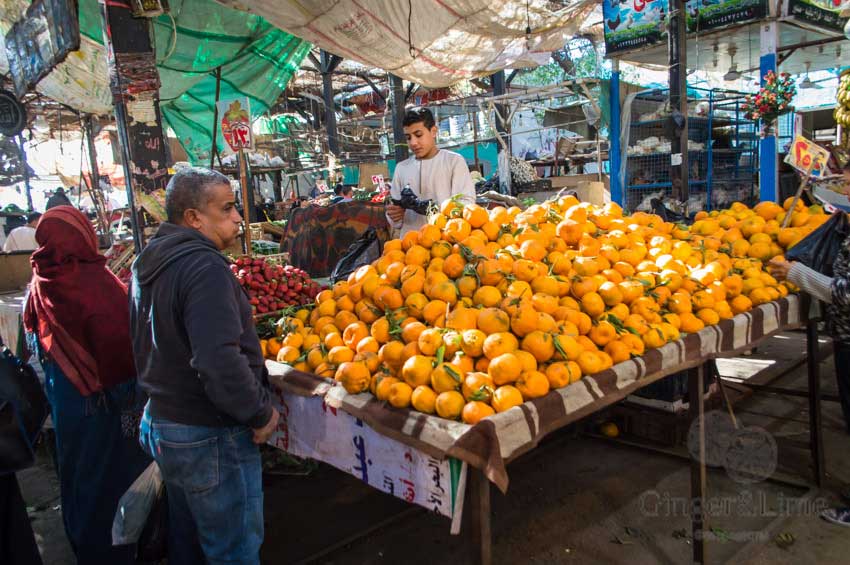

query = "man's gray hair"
165;167;231;223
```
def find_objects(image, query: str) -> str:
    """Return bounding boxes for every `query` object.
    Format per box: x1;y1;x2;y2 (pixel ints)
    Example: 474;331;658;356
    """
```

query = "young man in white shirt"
3;212;41;252
386;108;476;235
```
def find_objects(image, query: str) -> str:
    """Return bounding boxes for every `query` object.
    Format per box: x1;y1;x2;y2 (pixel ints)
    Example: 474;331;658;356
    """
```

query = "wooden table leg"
468;468;492;565
807;321;825;487
689;362;708;564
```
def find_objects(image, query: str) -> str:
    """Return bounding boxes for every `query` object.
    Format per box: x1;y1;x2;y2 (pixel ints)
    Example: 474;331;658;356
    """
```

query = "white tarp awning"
216;0;598;87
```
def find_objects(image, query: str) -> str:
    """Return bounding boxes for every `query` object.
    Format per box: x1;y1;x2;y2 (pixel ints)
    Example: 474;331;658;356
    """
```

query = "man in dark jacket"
130;167;278;565
45;187;72;210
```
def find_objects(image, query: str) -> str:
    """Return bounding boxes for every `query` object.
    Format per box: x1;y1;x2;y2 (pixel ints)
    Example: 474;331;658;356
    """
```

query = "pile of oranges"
263;195;826;424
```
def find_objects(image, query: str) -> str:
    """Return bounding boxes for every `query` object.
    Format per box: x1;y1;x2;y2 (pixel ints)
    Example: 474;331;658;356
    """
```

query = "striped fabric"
267;295;807;493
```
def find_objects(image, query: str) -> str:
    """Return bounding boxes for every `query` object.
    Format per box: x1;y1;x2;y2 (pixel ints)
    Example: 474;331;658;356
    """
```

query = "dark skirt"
43;359;151;565
0;473;42;565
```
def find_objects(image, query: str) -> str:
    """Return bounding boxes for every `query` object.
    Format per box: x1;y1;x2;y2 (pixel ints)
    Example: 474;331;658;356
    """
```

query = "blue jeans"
139;405;263;565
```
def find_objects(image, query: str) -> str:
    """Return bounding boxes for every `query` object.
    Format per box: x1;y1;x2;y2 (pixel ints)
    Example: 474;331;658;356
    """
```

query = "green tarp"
78;0;311;162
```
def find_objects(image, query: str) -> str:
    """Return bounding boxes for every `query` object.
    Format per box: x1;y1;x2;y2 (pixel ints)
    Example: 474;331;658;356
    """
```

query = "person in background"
45;187;72;210
769;160;850;527
23;206;150;564
386;107;476;235
130;167;279;564
331;184;354;204
3;212;41;252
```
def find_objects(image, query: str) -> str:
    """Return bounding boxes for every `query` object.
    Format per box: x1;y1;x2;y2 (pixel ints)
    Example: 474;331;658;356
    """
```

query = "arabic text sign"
784;136;830;177
268;389;466;520
217;97;253;151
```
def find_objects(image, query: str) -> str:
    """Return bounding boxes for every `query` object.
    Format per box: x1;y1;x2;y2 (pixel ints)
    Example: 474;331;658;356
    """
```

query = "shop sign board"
785;0;847;34
603;0;768;56
784;135;831;177
217;97;253;152
687;0;768;32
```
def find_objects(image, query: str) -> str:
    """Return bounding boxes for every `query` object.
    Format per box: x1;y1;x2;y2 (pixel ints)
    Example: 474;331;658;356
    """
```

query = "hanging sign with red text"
217;97;253;151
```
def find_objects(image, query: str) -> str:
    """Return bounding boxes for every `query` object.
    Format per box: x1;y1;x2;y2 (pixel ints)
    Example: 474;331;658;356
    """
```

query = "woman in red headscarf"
24;206;150;564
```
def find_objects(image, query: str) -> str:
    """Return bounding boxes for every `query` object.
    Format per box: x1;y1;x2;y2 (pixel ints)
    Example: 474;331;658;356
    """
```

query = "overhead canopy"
216;0;598;87
1;0;310;162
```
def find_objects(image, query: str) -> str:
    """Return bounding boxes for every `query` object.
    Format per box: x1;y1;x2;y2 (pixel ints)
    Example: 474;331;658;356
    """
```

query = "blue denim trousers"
139;405;263;565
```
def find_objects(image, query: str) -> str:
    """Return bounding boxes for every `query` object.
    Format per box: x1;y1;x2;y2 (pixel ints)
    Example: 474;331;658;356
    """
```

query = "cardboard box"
0;252;33;292
358;162;390;187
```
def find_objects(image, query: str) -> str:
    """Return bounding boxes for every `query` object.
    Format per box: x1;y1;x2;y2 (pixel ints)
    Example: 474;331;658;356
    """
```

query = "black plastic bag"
0;336;49;474
786;212;849;277
651;198;692;225
330;227;383;284
391;186;433;216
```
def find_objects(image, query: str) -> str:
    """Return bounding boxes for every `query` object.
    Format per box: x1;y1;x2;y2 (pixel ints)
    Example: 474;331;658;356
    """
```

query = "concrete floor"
18;329;850;564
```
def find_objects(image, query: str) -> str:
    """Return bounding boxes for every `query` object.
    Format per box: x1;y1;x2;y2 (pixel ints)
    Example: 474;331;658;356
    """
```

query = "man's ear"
183;208;203;229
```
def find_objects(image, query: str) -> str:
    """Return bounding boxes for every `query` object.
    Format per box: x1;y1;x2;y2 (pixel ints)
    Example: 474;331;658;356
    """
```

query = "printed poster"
268;388;467;523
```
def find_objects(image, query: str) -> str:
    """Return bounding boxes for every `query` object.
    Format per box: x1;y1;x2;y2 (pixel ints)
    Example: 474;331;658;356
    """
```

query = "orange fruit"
327;345;355;365
576;350;605;375
491;385;524;413
488;353;522;385
462;401;495;425
431;362;463;393
481;331;519;359
462;372;495;402
402;355;435;388
696;308;720;326
473;285;503;307
435;391;465;420
580;292;606;317
520;331;555;363
388;382;413;408
461;329;487;358
516;370;550;400
335;361;371;394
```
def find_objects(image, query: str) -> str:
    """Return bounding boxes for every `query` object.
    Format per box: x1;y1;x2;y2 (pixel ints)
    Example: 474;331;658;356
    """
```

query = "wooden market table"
266;295;823;564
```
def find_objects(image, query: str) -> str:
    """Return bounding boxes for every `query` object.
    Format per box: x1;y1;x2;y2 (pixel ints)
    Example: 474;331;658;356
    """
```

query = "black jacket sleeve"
181;263;272;428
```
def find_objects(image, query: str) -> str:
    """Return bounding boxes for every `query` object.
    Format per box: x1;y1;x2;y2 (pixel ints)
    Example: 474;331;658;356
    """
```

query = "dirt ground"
19;329;850;564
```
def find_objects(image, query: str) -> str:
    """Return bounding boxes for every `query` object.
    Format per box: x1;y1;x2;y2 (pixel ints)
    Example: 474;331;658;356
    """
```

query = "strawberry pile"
230;256;324;315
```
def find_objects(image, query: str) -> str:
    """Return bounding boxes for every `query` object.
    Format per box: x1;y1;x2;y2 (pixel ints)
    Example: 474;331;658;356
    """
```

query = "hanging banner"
687;0;768;32
217;97;254;152
4;0;81;97
604;0;769;56
785;0;847;34
603;0;668;56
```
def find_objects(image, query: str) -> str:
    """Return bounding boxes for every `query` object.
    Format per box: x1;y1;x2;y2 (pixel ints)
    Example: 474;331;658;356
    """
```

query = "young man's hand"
768;258;795;282
252;407;280;444
386;204;405;223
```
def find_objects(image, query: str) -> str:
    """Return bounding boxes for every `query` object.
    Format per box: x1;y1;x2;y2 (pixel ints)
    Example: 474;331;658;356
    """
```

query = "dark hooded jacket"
129;223;272;428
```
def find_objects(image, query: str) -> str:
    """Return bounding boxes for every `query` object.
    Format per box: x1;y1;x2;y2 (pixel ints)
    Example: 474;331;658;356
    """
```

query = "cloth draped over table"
268;296;806;493
282;201;390;278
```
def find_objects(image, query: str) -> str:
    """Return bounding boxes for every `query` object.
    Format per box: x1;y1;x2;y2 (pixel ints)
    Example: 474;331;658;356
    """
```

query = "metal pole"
491;71;508;154
17;135;33;211
84;116;101;194
668;0;689;202
321;50;340;155
390;74;408;163
807;320;825;487
468;468;492;565
688;362;707;564
238;149;252;254
114;101;143;253
210;66;222;169
471;112;480;171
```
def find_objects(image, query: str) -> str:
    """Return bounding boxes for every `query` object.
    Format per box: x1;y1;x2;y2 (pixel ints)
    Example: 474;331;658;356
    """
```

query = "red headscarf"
23;206;136;396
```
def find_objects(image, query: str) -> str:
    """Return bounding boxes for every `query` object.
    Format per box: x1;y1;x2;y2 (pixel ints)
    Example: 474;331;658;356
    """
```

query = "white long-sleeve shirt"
3;225;37;252
389;150;476;235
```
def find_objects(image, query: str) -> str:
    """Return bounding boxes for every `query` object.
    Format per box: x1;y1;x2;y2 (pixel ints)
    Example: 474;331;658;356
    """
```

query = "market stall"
265;294;820;563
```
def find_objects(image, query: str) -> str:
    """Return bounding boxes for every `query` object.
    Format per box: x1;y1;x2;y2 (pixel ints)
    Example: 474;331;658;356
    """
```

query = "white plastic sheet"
217;0;597;87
